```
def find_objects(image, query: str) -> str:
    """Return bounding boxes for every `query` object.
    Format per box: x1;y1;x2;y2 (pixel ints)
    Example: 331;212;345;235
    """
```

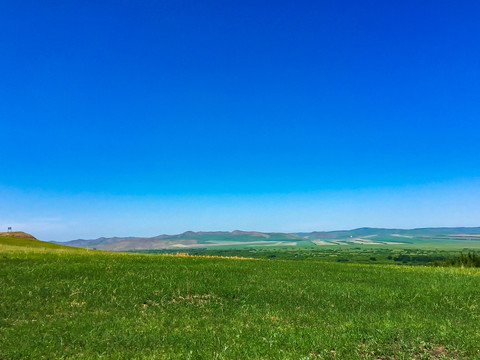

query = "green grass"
0;235;89;252
2;236;480;359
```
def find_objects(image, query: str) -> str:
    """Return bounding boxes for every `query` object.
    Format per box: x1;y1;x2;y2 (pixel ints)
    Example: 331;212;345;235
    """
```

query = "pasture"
1;236;480;359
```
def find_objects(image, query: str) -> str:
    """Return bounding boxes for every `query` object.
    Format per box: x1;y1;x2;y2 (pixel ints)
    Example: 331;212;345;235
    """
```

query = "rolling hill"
59;227;480;251
61;230;307;251
0;232;85;253
0;231;37;239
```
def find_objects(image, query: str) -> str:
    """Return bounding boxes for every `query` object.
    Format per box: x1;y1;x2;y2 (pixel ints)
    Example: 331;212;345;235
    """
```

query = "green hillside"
0;235;86;253
2;235;480;359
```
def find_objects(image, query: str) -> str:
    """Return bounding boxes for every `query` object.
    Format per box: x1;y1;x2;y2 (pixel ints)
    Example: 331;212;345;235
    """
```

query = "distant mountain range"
59;227;480;251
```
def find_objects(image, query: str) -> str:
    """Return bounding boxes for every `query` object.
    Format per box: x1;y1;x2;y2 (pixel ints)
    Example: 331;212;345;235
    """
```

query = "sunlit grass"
1;236;480;359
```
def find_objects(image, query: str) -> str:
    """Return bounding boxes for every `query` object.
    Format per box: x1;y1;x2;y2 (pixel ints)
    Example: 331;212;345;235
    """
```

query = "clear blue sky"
1;0;479;241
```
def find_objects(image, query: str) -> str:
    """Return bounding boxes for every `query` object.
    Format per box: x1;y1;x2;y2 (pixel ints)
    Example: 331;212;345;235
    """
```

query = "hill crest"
0;231;36;239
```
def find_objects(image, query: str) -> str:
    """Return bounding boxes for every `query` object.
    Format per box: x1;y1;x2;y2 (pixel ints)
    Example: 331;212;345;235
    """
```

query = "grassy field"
2;236;480;359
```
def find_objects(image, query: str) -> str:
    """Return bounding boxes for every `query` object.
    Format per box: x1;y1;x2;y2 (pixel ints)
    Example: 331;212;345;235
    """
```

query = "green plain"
1;236;480;359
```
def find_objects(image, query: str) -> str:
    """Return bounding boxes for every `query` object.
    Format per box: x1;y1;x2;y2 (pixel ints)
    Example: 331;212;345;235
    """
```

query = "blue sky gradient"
1;1;479;240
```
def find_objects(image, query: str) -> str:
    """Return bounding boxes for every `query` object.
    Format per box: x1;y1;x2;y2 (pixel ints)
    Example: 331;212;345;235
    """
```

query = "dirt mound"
0;231;37;239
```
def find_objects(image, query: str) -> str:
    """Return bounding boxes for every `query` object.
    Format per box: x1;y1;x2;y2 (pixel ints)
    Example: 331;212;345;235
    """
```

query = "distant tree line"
389;254;446;264
433;252;480;268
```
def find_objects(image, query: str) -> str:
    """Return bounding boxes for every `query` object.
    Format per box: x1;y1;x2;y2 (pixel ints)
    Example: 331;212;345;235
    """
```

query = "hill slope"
0;234;84;253
0;231;37;239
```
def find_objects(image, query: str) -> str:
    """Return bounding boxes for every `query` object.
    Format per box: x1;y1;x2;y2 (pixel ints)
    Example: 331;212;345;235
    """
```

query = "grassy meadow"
2;236;480;359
